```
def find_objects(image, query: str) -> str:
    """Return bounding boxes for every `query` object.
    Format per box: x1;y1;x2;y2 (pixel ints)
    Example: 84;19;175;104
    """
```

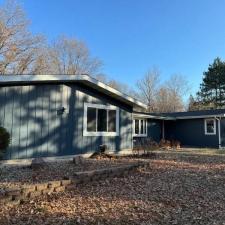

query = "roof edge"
175;114;225;119
0;75;147;109
133;113;175;120
133;112;225;120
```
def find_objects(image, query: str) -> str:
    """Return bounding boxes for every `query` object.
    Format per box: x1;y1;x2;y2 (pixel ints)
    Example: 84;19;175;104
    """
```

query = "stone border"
0;162;146;205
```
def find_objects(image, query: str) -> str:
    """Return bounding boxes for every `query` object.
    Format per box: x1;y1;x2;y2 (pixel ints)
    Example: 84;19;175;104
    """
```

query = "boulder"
30;157;46;170
72;156;85;165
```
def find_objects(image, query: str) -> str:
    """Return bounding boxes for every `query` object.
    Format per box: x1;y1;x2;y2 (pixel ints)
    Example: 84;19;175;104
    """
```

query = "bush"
0;126;10;158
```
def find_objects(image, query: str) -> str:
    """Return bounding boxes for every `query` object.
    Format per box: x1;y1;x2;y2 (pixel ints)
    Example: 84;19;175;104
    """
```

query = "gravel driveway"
1;151;225;225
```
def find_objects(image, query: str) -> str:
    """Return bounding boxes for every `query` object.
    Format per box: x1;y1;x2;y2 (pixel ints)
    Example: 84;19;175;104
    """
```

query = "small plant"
0;126;10;159
159;139;181;150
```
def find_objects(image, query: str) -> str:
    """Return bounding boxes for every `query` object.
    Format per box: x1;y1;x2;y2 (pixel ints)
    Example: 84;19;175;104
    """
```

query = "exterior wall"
133;119;162;145
0;83;133;160
220;118;225;147
165;118;219;148
147;119;162;142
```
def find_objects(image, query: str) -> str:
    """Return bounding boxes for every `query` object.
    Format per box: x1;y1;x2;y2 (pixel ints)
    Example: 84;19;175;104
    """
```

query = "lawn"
1;149;225;225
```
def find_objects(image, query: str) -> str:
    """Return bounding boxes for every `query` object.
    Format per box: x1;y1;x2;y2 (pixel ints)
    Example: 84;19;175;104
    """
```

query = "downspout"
162;120;165;140
132;114;134;151
215;117;221;149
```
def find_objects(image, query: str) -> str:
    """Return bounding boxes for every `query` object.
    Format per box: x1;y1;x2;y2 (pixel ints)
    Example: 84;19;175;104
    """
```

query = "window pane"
144;120;147;134
108;110;116;132
97;109;107;132
87;107;96;132
207;120;215;133
135;120;139;134
141;120;144;134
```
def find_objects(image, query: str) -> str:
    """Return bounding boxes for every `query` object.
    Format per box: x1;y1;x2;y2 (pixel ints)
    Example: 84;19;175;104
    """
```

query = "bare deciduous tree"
137;70;189;112
136;68;160;112
0;1;103;76
95;73;137;98
156;74;189;112
0;0;44;74
166;74;189;99
154;87;184;112
47;36;102;75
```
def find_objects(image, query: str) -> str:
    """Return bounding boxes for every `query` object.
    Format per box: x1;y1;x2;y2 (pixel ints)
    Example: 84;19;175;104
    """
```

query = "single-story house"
0;75;225;160
133;109;225;149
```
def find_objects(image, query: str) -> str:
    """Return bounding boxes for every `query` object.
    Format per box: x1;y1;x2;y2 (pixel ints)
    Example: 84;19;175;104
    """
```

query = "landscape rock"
0;158;133;191
31;158;46;170
72;156;85;165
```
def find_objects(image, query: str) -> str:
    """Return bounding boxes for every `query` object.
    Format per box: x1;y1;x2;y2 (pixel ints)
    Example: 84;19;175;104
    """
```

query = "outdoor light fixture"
57;107;66;115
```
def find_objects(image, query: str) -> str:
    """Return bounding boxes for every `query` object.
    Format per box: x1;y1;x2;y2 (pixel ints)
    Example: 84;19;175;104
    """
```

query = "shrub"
0;126;10;158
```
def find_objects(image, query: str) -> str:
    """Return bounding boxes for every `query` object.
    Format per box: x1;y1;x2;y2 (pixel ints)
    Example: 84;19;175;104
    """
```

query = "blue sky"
6;0;225;95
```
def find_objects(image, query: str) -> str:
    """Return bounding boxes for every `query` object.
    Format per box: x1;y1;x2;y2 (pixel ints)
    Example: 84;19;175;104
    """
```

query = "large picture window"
204;119;216;135
133;119;147;137
84;103;119;136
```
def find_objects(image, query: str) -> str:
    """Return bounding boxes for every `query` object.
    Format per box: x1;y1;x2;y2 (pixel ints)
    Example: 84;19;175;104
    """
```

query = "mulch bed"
0;158;137;191
1;152;225;224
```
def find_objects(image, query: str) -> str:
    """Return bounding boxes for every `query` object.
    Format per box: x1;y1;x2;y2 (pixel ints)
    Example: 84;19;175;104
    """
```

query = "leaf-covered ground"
0;159;135;190
1;151;225;225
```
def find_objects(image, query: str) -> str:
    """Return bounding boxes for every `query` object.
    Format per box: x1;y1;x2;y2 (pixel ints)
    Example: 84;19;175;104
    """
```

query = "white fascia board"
176;114;225;119
133;113;156;119
133;113;175;120
0;75;147;109
133;113;225;120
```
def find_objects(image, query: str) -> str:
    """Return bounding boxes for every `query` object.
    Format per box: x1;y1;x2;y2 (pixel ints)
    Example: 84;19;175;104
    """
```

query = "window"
87;107;96;132
133;119;147;137
84;103;119;136
97;109;107;132
204;119;216;135
135;120;139;134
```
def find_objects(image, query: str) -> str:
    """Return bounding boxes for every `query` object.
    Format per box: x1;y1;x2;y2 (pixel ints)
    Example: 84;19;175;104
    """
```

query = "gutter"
133;113;175;120
176;114;225;120
133;113;225;121
0;74;147;109
215;117;221;149
215;114;225;149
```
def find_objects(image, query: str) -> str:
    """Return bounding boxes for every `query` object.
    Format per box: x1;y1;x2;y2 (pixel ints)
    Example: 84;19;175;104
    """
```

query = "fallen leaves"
1;152;225;224
0;159;133;191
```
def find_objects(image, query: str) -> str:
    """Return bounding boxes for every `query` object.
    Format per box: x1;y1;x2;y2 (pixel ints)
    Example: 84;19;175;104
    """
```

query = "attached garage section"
164;119;220;148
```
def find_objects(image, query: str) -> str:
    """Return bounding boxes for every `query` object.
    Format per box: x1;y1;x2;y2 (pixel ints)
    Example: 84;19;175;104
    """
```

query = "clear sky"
5;0;225;95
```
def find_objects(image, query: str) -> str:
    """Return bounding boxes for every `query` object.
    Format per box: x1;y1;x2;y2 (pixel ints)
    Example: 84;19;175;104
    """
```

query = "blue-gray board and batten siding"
164;118;224;148
133;119;162;145
147;119;162;142
0;82;133;160
133;116;225;149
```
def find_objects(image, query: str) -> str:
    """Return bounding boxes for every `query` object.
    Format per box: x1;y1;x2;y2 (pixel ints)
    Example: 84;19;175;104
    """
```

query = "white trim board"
0;75;147;109
83;102;119;137
133;113;225;120
133;113;174;120
176;114;225;120
133;118;148;137
204;118;216;135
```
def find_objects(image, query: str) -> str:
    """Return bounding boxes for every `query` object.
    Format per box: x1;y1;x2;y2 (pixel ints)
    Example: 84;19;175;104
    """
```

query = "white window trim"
83;102;119;136
133;118;148;137
204;118;216;135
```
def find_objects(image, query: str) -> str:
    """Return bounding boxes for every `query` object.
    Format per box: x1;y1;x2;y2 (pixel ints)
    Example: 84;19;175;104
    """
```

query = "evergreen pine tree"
197;57;225;108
